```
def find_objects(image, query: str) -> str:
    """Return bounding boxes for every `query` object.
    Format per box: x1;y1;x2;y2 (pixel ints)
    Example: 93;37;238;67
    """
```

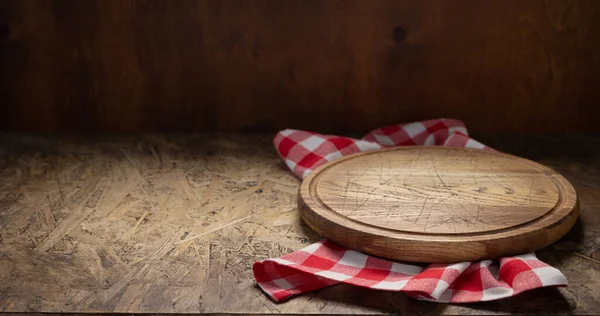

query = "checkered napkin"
252;118;568;303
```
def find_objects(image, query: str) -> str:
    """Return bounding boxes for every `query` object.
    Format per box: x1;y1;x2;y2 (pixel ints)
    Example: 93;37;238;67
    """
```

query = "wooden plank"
0;134;597;315
1;1;600;134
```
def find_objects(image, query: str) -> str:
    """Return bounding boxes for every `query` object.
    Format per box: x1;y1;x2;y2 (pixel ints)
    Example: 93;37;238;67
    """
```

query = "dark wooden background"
0;0;599;134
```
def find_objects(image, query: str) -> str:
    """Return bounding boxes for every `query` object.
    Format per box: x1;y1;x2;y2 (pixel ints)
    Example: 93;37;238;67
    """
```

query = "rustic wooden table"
0;134;599;315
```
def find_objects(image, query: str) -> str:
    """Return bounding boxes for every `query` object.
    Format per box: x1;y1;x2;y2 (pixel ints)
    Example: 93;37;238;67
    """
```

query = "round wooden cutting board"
298;146;579;263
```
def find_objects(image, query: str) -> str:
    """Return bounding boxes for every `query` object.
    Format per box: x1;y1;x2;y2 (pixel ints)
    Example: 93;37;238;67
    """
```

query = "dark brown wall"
1;0;599;134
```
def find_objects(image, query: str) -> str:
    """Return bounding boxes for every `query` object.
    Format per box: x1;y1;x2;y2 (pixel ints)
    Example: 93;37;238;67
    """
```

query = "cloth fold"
253;119;567;303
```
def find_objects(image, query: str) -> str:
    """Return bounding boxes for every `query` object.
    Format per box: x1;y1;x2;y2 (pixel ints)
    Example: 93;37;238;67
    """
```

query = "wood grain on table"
0;134;599;315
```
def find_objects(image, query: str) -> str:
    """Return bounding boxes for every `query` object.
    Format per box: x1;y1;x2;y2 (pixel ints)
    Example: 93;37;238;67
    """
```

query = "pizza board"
298;146;579;263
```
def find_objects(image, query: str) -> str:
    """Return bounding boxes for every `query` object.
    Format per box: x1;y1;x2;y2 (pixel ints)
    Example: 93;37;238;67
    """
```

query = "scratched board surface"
0;134;599;315
299;147;578;263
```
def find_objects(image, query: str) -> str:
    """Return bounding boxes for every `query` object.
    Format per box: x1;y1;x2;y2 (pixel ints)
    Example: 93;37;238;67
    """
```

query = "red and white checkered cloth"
252;118;568;303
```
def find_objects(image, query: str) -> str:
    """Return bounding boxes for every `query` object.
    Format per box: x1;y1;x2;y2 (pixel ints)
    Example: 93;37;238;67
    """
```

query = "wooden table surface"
0;134;599;315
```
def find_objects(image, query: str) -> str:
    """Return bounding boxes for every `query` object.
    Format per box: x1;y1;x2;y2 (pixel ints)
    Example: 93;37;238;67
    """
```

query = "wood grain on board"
0;134;599;315
1;0;600;134
299;147;579;263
